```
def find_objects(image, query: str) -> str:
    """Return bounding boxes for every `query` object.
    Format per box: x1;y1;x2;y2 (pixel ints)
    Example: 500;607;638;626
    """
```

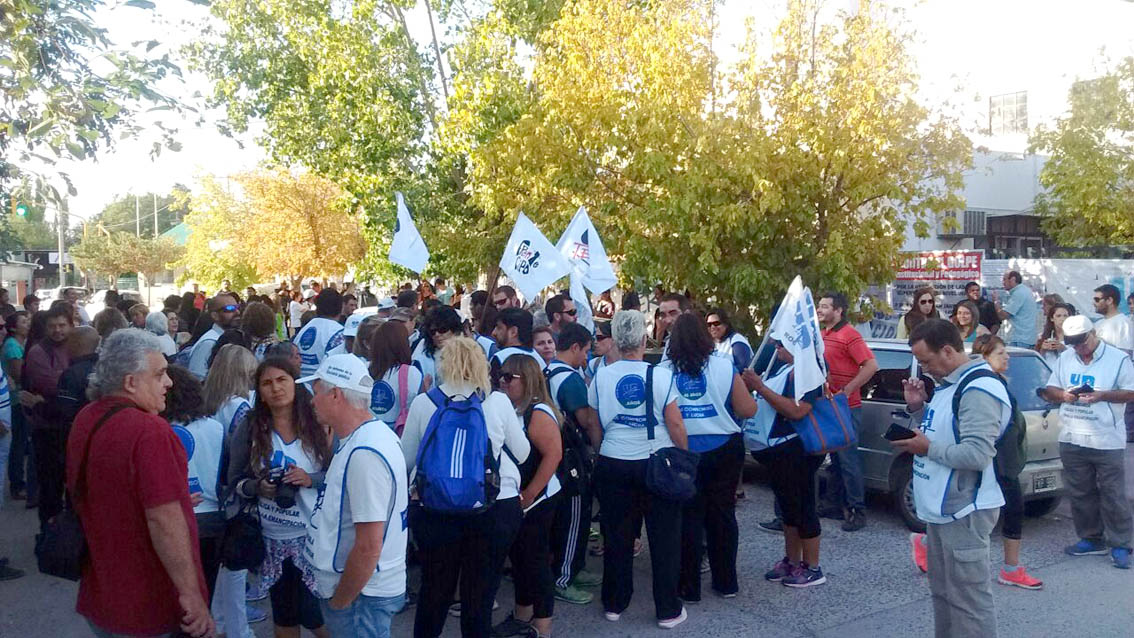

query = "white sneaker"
658;607;688;629
604;611;621;622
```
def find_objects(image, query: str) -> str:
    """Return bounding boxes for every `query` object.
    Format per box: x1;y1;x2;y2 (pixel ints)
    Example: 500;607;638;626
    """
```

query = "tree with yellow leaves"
468;0;971;327
180;170;366;289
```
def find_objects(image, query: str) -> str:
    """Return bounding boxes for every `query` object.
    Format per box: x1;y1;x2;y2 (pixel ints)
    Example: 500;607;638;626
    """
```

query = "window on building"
989;91;1028;135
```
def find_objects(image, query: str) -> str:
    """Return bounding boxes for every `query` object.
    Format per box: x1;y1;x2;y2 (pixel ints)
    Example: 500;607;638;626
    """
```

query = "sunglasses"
596;334;610;341
493;299;508;307
563;308;577;316
499;373;518;384
706;320;722;328
918;299;935;306
1092;297;1104;303
1065;334;1090;347
220;304;238;312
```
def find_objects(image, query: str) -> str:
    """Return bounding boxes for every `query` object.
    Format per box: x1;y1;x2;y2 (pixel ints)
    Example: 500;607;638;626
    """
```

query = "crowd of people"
0;273;1131;638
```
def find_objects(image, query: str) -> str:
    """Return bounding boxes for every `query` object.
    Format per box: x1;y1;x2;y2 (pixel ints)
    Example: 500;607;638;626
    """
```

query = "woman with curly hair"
227;357;333;638
412;305;463;390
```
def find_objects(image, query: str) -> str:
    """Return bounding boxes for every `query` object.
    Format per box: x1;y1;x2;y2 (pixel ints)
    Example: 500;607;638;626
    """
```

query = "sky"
58;0;1134;223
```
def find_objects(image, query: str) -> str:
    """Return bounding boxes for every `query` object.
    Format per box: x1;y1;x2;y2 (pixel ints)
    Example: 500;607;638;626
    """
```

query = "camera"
268;466;297;509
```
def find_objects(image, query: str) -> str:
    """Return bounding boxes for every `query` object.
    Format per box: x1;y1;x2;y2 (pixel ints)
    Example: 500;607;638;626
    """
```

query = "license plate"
1033;473;1057;493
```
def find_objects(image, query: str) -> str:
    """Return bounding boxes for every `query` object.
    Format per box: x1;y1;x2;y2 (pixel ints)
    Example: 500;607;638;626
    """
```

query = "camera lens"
275;483;297;509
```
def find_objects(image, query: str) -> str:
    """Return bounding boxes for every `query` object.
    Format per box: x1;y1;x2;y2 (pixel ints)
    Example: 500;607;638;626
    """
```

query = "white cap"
296;354;375;394
343;307;378;337
1063;315;1094;338
303;288;317;300
377;297;396;310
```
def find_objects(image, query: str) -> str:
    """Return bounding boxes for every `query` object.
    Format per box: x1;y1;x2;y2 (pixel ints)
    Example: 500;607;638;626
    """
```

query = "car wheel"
1024;496;1061;518
889;456;926;534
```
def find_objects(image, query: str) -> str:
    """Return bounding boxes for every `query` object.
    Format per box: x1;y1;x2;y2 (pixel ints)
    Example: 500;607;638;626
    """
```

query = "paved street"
3;450;1133;638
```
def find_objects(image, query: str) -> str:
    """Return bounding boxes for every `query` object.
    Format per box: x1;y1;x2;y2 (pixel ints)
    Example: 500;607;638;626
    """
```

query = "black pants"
413;497;522;638
8;405;30;493
997;473;1024;540
766;438;823;539
270;557;324;629
594;456;682;620
550;486;591;589
198;536;222;606
679;434;744;599
31;427;66;528
510;495;558;619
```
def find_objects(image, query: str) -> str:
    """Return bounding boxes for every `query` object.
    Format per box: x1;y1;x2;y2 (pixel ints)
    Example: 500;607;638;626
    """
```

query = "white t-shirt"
1094;314;1134;354
401;384;530;500
188;325;223;380
370;364;424;429
1047;340;1134;450
156;333;178;357
258;430;323;540
588;360;677;460
304;420;408;599
171;417;225;514
289;300;308;327
294;317;346;377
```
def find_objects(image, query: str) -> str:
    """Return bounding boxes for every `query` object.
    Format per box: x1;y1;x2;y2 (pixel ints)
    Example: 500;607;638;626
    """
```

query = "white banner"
556;207;616;332
768;276;826;400
500;213;572;301
388;192;429;273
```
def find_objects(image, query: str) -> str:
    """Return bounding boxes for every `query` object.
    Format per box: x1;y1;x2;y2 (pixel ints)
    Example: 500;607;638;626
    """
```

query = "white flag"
568;272;595;331
556;206;618;294
768;276;827;400
388;192;429;273
500;213;572;301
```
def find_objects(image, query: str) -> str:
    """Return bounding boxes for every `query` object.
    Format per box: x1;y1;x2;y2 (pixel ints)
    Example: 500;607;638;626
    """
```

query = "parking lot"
2;448;1132;638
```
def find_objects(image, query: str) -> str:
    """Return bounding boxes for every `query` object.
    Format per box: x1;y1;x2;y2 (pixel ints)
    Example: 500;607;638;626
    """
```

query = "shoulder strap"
426;385;448;409
645;364;657;441
951;368;1005;416
396;364;410;419
74;404;132;504
545;365;574;381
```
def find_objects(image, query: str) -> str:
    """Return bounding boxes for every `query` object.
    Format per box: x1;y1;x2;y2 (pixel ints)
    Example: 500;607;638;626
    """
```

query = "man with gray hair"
302;354;408;636
65;329;215;638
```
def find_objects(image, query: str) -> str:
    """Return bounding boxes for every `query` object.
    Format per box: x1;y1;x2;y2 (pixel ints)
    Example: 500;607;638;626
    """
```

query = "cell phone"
1069;383;1094;396
884;423;917;441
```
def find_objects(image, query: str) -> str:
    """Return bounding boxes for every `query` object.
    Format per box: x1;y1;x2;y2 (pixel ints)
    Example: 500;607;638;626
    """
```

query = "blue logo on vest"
371;381;395;414
615;375;646;409
326;330;344;353
1070;373;1096;387
172;426;195;460
298;327;316;349
675;372;706;400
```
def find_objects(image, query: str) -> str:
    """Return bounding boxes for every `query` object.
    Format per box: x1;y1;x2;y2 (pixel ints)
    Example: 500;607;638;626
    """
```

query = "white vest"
1051;341;1133;450
715;332;752;368
476;334;497;360
742;364;796;451
493;346;545;370
304;420;408;598
585;355;609;385
545;360;578;406
591;360;676;460
258;430;323;540
171;417;225;514
411;340;442;387
214;394;253;437
370;364;424;429
294;317;346;377
663;353;740;437
913;363;1009;525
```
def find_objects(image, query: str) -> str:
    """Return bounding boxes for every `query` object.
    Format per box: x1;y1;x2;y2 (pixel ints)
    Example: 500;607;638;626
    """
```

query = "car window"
862;347;935;404
1004;353;1052;412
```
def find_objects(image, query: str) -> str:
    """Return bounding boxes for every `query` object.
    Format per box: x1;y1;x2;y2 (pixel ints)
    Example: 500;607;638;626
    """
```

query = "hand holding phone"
884;423;917;441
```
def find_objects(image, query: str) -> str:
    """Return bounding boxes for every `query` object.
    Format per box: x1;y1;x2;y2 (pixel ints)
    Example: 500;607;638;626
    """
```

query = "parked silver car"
859;339;1064;532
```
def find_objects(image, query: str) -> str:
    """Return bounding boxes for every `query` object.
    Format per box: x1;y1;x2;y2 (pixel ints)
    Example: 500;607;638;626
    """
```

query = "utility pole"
57;201;67;287
153;192;159;237
135;193;141;236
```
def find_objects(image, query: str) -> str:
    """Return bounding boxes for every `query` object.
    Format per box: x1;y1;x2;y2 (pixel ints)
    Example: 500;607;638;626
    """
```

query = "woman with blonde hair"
896;286;940;340
492;355;564;638
401;337;530;638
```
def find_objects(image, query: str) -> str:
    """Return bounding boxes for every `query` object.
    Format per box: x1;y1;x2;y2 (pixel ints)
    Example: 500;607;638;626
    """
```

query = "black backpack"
952;369;1028;478
545;366;592;497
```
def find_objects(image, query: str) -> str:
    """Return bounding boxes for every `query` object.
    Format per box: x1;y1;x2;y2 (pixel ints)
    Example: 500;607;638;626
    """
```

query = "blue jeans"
824;408;866;510
320;592;404;638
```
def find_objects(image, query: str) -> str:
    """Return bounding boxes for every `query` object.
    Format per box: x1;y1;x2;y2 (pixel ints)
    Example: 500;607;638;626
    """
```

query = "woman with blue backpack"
401;336;531;638
587;310;691;629
492;355;564;638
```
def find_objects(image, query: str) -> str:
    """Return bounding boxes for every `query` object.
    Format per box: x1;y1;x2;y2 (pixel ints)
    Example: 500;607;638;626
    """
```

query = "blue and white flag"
388;192;429;273
500;212;572;302
557;207;617;332
767;276;827;401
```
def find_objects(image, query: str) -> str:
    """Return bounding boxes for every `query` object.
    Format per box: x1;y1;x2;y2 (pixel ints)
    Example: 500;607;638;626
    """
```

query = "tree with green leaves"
468;0;971;327
71;230;185;291
91;186;192;237
1029;57;1134;248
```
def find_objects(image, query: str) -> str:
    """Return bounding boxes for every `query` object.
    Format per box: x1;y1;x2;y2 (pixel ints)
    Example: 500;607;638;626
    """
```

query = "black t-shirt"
768;372;822;438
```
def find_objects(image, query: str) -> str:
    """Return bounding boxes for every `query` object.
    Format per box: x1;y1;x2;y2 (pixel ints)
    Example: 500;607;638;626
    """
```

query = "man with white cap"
300;354;408;636
1041;314;1134;569
376;298;396;320
343;308;379;358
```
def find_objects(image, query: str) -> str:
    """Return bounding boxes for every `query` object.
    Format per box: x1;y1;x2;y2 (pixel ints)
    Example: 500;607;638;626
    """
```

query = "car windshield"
1003;353;1052;412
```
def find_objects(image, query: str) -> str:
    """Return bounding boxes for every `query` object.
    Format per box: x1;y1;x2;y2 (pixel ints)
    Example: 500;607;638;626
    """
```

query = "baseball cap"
343;307;378;337
296;354;375;394
1062;315;1093;345
377;297;396;310
303;288;317;300
389;307;416;323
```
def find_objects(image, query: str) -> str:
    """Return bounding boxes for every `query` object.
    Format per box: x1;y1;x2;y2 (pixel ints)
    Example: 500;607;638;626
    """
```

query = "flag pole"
480;265;502;330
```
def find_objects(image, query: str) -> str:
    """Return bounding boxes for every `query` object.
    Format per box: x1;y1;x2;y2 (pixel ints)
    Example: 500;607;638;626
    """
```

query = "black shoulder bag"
643;365;700;502
35;404;130;581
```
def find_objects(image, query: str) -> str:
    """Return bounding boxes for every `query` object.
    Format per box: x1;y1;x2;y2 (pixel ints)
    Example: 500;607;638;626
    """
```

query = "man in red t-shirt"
816;292;878;532
65;328;215;638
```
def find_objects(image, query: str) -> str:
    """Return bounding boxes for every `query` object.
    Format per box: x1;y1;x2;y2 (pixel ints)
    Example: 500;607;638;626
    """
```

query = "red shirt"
66;397;207;636
821;322;874;408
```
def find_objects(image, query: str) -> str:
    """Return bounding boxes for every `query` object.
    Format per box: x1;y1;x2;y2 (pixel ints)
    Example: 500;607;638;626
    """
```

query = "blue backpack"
414;387;501;514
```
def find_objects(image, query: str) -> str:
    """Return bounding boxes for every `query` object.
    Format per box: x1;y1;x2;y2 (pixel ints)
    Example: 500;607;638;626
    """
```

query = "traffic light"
9;195;28;217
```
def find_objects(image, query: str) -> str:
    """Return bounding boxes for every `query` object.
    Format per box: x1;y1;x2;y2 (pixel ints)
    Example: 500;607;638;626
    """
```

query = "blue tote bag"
790;389;857;456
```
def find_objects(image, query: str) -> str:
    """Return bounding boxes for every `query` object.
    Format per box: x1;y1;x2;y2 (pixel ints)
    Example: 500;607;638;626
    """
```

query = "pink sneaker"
998;566;1043;590
910;533;928;574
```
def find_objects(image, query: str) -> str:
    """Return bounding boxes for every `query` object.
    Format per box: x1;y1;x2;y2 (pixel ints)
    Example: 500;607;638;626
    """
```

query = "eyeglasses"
563;308;577;316
221;304;238;312
918;299;935;306
1092;297;1104;303
499;373;517;384
706;321;721;328
1065;334;1090;347
493;298;508;308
